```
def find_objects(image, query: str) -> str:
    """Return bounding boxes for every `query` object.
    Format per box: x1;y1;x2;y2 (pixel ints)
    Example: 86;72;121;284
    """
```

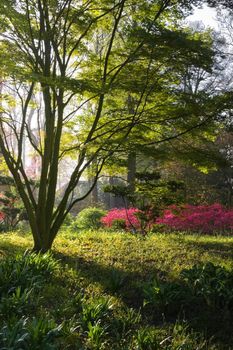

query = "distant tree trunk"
109;176;115;208
127;152;136;192
91;183;98;205
88;160;98;205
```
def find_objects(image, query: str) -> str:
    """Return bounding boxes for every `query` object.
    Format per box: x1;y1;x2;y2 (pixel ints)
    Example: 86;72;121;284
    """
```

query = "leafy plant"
165;322;209;350
86;320;108;350
111;219;127;231
143;278;191;312
0;287;34;318
26;317;63;349
81;298;114;330
0;252;59;297
0;317;62;350
134;328;160;350
181;262;233;310
0;317;29;349
111;307;142;340
107;270;126;293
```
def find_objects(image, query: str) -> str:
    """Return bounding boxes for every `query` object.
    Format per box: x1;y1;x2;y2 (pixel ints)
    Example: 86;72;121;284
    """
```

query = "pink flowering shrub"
101;208;141;230
156;203;233;234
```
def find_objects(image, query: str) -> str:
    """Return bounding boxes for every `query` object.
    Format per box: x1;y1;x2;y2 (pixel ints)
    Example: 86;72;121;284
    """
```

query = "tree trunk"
127;152;136;192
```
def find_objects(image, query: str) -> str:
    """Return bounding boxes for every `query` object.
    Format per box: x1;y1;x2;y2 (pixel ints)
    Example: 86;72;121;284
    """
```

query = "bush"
156;203;233;234
101;208;141;231
71;207;107;231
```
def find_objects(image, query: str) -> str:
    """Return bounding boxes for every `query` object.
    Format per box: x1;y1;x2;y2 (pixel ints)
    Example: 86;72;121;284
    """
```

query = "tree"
0;0;226;251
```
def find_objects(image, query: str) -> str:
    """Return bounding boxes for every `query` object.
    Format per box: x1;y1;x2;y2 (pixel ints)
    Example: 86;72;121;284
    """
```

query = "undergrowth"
0;230;233;349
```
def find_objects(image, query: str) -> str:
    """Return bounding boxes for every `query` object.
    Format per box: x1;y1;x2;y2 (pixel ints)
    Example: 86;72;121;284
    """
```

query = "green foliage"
71;207;107;231
0;175;15;186
81;297;114;330
86;320;108;350
62;212;75;227
166;322;209;350
0;317;62;350
0;252;61;349
110;219;127;231
143;278;192;315
134;328;160;350
106;270;126;293
25;318;62;349
0;252;59;297
0;287;34;319
0;191;23;231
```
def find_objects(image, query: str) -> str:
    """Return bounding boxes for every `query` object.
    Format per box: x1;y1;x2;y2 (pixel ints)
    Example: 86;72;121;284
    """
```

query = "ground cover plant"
0;230;233;349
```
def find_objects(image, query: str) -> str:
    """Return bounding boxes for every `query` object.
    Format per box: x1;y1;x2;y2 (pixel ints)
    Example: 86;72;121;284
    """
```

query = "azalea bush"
156;203;233;234
101;208;142;232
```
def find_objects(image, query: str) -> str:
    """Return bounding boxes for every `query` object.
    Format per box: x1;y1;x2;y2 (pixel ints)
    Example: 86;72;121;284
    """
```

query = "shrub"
101;208;141;231
156;203;233;234
71;207;106;231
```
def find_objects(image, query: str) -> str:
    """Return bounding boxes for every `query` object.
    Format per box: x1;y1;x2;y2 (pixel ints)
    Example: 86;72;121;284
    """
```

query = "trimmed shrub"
71;207;107;231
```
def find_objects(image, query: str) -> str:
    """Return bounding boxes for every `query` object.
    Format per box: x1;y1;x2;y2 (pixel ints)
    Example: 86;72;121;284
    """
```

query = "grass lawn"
1;229;233;349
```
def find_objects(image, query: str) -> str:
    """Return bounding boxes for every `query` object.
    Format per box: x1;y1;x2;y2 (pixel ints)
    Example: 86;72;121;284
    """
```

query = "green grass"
1;229;233;349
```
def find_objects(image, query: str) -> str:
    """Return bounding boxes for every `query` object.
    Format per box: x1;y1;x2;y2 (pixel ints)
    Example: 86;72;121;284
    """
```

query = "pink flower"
156;204;233;234
101;208;141;230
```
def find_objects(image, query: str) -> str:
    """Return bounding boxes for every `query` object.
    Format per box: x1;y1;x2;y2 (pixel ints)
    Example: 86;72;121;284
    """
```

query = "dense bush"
101;208;141;231
156;203;233;234
71;207;107;231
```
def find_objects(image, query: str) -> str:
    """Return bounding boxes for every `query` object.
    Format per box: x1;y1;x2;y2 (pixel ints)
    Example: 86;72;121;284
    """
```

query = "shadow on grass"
54;249;233;348
54;249;168;308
